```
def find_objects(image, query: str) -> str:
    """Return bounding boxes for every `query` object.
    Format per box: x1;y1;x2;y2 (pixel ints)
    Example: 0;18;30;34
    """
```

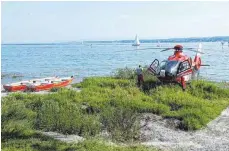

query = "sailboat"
132;35;140;46
157;41;161;47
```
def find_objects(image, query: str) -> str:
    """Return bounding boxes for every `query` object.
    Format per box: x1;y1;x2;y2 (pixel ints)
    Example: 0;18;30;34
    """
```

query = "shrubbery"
2;67;229;150
101;106;140;142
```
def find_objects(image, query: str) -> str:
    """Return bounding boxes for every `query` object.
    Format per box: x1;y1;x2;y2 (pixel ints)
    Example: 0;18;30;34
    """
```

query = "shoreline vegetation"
2;67;229;151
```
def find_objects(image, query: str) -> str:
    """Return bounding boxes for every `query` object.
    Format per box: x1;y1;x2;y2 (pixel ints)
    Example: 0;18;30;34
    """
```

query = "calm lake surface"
1;42;229;84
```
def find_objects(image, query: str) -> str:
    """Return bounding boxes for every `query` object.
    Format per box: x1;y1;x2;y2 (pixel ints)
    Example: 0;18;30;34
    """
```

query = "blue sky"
2;1;229;43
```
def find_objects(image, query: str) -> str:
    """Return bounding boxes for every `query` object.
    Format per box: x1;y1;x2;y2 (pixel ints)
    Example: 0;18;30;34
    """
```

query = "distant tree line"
119;36;229;43
85;36;229;43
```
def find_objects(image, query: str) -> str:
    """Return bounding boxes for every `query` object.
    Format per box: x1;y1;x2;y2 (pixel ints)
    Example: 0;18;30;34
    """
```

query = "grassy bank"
2;67;229;150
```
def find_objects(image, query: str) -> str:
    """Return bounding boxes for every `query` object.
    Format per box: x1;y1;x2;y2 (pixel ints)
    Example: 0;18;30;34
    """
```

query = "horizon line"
2;35;229;45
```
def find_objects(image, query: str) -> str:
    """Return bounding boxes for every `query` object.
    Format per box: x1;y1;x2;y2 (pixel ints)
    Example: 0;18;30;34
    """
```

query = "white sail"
157;41;161;47
132;35;140;46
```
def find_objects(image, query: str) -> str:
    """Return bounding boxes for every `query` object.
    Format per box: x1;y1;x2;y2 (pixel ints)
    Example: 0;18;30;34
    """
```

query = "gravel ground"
140;107;229;151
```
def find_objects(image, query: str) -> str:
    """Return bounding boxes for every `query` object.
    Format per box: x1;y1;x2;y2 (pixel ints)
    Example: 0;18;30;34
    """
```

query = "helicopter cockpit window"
178;60;191;73
166;61;179;70
160;60;167;70
164;61;180;76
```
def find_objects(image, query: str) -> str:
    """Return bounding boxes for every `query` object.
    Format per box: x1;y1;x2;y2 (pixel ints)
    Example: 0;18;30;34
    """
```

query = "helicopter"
146;43;209;90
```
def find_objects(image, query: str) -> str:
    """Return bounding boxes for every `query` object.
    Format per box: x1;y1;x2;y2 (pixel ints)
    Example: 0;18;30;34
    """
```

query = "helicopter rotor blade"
160;48;174;52
160;47;205;54
119;46;208;53
124;47;171;51
133;47;169;51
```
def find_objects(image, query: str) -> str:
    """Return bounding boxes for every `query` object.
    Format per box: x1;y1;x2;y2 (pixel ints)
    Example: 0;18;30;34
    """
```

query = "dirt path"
140;107;229;151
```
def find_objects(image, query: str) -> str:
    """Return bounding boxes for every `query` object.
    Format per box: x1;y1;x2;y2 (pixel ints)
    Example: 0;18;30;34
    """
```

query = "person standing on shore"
136;65;144;87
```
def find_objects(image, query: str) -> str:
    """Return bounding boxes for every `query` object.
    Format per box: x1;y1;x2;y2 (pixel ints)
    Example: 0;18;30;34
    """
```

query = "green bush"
2;120;35;139
112;67;136;79
37;100;101;136
75;77;135;89
187;80;229;99
101;106;140;142
2;99;37;138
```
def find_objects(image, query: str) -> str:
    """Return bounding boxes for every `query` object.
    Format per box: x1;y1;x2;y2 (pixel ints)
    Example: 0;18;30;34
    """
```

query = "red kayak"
3;81;28;92
26;76;74;91
3;76;74;92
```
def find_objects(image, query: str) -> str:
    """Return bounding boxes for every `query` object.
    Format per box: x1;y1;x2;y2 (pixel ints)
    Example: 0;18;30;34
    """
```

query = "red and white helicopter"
147;43;209;90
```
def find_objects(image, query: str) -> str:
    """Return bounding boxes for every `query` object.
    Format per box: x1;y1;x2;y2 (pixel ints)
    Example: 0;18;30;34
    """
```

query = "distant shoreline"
2;36;229;45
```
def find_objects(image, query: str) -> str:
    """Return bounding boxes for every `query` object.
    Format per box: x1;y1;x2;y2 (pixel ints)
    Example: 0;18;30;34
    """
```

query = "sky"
1;1;229;43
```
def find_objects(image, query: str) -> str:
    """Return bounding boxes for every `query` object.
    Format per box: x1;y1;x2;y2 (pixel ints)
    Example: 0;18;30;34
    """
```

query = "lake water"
1;42;229;84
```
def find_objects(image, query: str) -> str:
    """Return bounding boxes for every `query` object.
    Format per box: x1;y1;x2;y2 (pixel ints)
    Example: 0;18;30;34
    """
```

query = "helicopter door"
177;60;192;78
148;59;160;75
